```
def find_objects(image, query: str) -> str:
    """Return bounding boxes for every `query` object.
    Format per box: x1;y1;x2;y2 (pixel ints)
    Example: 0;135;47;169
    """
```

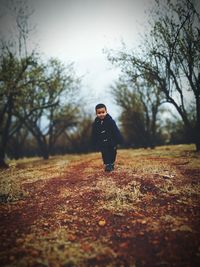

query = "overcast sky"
0;0;155;118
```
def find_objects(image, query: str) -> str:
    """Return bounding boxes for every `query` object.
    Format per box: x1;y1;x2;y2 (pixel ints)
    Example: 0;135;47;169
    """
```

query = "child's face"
96;107;107;120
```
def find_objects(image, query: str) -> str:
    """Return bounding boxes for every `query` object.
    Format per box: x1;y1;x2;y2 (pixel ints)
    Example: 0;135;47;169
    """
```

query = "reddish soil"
0;152;200;267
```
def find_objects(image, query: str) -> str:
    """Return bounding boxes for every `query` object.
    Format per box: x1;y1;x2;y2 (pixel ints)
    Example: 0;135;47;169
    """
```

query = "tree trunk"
42;150;49;160
150;106;158;149
195;95;200;151
0;94;13;168
38;141;49;160
0;146;9;168
195;140;200;152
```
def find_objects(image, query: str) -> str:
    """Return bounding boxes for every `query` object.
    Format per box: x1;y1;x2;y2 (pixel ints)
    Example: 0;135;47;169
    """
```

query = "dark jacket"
92;114;123;150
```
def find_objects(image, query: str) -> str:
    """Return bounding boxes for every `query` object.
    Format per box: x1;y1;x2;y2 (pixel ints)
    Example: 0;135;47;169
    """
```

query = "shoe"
105;164;112;172
111;163;115;170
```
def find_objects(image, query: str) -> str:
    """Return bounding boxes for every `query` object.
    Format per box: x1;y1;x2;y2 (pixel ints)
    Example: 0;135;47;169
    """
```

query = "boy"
92;103;123;172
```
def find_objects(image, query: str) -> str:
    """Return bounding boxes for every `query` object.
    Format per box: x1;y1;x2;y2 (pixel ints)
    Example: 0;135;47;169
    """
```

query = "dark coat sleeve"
110;119;123;145
91;122;99;150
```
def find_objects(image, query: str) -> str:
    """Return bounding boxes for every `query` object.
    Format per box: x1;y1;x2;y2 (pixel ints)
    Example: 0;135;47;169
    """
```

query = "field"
0;144;200;267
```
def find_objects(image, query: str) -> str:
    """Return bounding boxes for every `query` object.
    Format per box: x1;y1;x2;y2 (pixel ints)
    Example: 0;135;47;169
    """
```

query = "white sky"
0;0;155;118
30;0;155;118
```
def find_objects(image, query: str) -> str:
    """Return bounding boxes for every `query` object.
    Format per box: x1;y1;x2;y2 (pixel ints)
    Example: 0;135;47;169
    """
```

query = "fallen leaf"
68;234;76;241
119;242;129;249
98;219;106;226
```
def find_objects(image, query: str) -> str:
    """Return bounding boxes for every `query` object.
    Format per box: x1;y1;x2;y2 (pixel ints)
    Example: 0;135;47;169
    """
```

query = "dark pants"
101;146;117;165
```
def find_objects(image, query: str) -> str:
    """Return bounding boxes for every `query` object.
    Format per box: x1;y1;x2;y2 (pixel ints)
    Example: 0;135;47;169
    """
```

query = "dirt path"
0;149;200;267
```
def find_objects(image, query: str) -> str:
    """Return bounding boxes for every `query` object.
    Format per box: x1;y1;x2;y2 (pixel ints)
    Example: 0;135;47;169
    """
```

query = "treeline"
106;0;200;150
0;51;94;166
0;0;200;168
0;1;94;167
0;44;96;164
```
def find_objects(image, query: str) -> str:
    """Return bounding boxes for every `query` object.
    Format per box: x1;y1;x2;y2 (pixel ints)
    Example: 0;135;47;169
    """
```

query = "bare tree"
0;1;64;166
0;51;37;167
110;78;164;148
16;59;81;159
0;0;35;167
107;0;200;150
149;0;200;149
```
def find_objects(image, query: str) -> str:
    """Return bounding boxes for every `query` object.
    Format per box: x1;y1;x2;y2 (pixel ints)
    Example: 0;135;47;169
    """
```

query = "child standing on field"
92;103;123;172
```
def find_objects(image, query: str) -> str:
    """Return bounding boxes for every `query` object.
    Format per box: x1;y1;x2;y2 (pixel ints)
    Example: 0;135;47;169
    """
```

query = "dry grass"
0;154;78;203
94;177;141;212
14;226;116;267
0;144;200;266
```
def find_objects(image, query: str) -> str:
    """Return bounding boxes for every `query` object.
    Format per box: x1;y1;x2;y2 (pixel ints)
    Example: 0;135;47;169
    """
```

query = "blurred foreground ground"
0;144;200;267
